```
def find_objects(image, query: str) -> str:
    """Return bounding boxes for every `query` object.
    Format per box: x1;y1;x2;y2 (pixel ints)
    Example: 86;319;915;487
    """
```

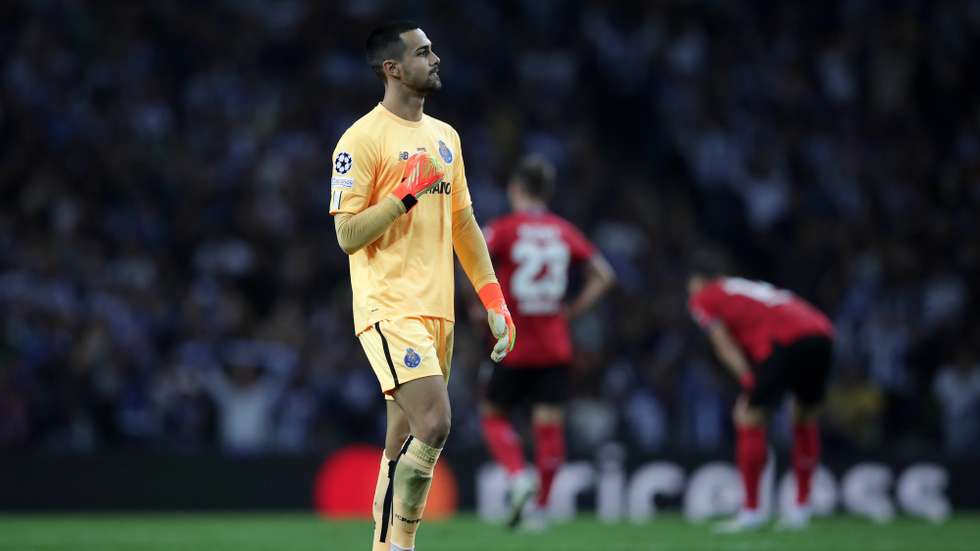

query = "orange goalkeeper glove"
478;283;516;363
390;152;445;211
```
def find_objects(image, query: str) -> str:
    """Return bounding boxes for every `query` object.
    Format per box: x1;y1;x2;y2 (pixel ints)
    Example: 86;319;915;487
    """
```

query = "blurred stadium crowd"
1;1;979;459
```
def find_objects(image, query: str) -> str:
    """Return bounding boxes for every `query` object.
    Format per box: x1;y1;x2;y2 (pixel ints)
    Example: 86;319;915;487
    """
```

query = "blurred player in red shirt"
480;155;615;529
687;252;834;532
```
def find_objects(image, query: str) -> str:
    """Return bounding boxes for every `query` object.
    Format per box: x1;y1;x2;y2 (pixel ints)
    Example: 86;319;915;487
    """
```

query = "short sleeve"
329;131;377;215
689;285;722;328
448;130;472;213
563;223;596;263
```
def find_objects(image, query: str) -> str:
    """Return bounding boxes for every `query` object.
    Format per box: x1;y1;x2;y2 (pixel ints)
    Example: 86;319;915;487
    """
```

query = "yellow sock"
390;438;442;550
371;452;391;551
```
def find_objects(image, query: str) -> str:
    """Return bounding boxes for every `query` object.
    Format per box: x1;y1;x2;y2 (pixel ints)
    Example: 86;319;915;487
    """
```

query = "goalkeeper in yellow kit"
329;21;516;551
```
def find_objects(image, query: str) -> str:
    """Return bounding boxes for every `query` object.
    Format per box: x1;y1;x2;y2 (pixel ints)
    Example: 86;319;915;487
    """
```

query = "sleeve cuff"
400;194;418;212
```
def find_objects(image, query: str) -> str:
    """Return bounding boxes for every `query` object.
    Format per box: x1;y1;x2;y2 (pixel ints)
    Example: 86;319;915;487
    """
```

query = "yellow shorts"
358;316;454;399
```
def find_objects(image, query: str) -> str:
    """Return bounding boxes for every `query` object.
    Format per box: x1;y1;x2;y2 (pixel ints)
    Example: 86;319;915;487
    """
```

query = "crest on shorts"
334;151;352;174
404;348;421;369
437;140;453;164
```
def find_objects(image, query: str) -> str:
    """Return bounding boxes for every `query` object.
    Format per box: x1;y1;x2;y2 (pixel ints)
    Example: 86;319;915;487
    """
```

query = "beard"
426;72;442;91
407;70;442;95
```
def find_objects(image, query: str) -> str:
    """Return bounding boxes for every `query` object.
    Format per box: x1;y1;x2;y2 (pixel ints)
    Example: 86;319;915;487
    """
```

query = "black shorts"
749;335;833;409
484;364;569;407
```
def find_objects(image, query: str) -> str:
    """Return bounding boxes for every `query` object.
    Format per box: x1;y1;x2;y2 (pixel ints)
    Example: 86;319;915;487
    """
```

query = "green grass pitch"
0;513;976;551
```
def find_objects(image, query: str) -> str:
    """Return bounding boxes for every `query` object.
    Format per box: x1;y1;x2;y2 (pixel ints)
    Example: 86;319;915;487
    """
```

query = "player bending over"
481;155;615;529
687;254;834;532
329;21;516;551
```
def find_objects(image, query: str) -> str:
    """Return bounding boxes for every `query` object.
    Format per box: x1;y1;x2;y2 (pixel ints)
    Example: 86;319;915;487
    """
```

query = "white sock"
391;544;413;551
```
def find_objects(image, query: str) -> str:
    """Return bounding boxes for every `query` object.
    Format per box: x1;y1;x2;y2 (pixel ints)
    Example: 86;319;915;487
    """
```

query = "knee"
736;407;765;427
418;407;451;447
532;405;564;425
481;401;506;418
732;400;745;424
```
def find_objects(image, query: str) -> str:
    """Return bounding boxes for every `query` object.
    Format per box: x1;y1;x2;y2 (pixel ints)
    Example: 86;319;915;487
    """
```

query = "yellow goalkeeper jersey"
329;103;471;334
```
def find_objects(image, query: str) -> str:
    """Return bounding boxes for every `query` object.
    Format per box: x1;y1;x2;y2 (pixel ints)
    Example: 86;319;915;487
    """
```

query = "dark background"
1;0;978;506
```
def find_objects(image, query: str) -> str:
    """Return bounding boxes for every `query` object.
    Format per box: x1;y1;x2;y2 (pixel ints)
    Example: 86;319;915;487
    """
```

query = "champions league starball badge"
334;152;353;174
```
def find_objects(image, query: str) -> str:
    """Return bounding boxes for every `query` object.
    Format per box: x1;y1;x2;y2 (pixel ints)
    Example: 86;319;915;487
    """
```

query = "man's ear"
382;59;400;80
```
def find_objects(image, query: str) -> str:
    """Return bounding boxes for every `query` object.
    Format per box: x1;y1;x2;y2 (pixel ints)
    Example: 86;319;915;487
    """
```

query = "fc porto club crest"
404;348;421;369
334;151;352;174
437;140;453;164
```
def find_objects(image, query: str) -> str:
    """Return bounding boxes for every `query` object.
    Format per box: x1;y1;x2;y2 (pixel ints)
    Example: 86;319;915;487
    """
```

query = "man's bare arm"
706;322;753;384
565;253;616;321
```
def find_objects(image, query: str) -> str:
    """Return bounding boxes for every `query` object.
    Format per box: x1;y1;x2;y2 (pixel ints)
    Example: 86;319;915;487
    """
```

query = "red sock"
736;426;767;511
481;414;525;475
533;422;565;507
792;422;820;506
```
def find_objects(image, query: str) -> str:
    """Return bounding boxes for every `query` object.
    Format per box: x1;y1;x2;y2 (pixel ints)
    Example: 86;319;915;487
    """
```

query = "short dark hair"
688;249;731;279
365;21;419;82
511;154;556;201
